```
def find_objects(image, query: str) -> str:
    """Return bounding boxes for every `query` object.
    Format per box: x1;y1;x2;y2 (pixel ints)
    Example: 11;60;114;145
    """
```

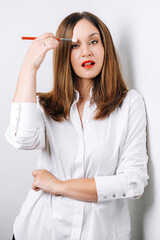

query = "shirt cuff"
9;102;37;134
94;175;127;202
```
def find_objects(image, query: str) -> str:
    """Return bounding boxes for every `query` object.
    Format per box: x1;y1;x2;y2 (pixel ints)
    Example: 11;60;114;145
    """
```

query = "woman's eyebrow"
76;33;100;43
88;32;100;38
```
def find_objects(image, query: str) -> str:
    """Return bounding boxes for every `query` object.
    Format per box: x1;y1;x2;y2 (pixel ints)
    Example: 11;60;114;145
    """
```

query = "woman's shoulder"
126;88;143;98
124;88;144;105
121;88;146;114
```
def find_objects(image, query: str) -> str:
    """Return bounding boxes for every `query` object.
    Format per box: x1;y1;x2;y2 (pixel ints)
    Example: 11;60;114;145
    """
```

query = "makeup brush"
21;36;77;42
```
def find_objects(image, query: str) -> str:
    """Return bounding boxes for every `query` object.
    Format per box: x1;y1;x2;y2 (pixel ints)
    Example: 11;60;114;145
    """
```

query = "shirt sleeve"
5;100;46;150
94;91;149;202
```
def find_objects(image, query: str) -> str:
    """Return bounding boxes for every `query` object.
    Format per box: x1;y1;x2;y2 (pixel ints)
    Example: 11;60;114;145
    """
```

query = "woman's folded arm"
94;92;149;203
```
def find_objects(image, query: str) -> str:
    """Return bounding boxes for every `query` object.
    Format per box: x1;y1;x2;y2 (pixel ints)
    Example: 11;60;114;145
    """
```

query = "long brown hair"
38;12;128;121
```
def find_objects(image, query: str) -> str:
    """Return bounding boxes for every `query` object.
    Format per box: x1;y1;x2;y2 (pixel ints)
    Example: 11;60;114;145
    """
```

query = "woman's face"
70;19;104;80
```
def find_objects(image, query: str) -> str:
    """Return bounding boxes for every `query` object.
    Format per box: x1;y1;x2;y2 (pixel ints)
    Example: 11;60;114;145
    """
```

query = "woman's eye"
71;44;79;49
89;40;98;45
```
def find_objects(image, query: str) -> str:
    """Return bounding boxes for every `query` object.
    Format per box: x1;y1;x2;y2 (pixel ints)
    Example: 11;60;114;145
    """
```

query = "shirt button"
112;194;116;198
122;193;126;197
103;195;107;199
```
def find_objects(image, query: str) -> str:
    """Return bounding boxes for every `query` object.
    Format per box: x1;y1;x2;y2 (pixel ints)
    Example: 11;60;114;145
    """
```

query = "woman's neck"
74;78;93;99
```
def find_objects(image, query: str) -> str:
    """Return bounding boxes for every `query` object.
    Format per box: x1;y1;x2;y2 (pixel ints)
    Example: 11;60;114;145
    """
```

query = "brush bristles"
59;38;77;42
72;38;77;42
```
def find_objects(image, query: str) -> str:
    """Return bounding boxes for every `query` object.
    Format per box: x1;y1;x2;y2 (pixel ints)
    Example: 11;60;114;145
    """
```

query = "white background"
0;0;159;239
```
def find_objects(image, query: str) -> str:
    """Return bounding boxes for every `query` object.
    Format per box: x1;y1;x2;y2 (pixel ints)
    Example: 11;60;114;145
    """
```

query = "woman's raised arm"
13;32;59;103
5;33;59;150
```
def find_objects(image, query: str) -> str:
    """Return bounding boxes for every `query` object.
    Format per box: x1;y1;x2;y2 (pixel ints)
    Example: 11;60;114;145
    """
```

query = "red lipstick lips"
81;60;95;69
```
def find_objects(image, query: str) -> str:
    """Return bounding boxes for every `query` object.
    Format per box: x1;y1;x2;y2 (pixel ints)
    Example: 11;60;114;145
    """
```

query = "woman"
6;11;148;240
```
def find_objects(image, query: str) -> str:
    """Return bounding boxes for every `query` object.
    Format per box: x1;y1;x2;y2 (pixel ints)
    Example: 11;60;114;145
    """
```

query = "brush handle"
21;37;37;40
21;36;60;41
21;37;77;42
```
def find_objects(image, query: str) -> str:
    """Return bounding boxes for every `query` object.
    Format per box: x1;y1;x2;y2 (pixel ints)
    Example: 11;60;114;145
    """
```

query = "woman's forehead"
72;19;99;39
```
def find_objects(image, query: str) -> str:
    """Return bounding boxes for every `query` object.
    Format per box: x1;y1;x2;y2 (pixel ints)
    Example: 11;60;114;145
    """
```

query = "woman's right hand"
23;32;59;71
13;32;59;102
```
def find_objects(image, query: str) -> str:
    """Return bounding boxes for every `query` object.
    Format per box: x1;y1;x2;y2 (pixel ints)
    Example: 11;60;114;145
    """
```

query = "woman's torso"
13;89;141;240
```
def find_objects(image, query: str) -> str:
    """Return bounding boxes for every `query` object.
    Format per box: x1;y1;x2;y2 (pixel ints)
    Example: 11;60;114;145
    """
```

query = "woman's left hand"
32;169;63;195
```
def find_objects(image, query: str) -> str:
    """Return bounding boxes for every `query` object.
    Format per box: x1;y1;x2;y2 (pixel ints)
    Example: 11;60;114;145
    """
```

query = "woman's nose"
81;45;92;57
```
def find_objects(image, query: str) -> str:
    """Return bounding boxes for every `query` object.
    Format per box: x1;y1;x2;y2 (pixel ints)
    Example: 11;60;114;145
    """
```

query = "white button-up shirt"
5;89;149;240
